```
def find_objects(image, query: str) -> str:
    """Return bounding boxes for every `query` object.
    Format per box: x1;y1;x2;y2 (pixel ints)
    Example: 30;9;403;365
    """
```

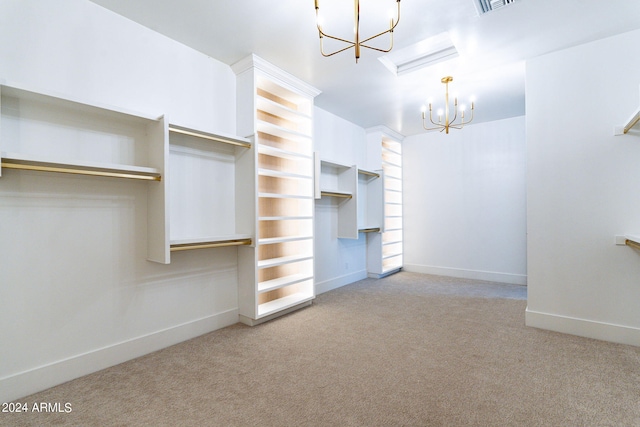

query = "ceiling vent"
475;0;517;14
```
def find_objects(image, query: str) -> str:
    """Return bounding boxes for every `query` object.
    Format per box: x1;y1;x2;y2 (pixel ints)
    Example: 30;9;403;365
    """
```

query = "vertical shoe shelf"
366;128;404;278
234;55;321;325
380;138;403;273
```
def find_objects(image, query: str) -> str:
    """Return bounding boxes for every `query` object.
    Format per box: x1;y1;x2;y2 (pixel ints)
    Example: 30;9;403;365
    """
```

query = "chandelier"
314;0;401;63
422;76;475;134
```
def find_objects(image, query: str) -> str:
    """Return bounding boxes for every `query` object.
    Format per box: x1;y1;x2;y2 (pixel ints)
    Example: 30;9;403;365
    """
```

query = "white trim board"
526;309;640;347
0;310;239;403
315;269;367;295
403;264;527;285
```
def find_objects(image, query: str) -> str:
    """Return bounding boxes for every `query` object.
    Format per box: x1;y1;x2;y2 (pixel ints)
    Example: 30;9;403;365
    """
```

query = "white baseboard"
526;308;640;347
0;309;239;403
403;264;527;285
367;267;402;279
315;269;367;294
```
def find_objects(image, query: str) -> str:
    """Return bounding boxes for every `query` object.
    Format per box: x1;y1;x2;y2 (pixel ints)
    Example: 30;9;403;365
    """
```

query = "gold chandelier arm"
318;26;358;45
360;0;401;45
320;38;357;57
461;108;474;125
422;112;445;131
428;109;442;127
359;41;393;53
449;106;458;126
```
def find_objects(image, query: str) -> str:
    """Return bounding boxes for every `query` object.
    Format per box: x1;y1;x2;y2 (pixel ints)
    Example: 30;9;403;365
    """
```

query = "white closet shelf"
258;216;313;221
258;168;313;180
1;151;162;181
258;273;313;294
256;96;312;122
170;235;252;252
258;293;314;318
1;81;162;123
321;159;352;169
258;144;313;161
258;254;314;269
258;235;313;245
258;192;314;200
168;124;251;148
257;121;312;142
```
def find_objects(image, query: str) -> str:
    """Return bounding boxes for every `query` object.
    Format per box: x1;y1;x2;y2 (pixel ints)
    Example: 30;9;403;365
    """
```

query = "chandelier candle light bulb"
422;76;475;134
315;0;401;63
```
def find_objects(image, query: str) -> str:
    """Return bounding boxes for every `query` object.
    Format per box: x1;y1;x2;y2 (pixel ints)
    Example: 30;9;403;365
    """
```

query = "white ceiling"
89;0;640;137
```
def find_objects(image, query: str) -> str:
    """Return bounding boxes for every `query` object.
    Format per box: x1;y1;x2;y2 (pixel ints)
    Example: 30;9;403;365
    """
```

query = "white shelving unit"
366;128;403;278
316;158;358;239
0;80;169;263
234;54;321;325
167;124;253;259
357;168;383;234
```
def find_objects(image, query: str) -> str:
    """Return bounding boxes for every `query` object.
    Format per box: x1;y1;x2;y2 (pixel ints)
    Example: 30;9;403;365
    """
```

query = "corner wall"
313;107;368;293
402;116;527;285
526;29;640;346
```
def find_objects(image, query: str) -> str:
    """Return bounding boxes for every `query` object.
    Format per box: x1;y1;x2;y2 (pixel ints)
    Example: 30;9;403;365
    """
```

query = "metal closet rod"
169;125;251;148
625;239;640;250
1;161;161;181
170;238;252;252
321;191;352;199
358;169;380;178
359;227;381;233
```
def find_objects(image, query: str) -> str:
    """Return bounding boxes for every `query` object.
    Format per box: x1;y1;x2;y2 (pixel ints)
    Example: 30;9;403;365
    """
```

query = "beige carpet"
2;272;639;426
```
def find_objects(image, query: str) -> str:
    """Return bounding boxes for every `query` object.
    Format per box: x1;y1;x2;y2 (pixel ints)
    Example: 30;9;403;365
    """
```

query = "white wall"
526;29;640;346
0;0;239;401
402;116;527;285
313;107;368;293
